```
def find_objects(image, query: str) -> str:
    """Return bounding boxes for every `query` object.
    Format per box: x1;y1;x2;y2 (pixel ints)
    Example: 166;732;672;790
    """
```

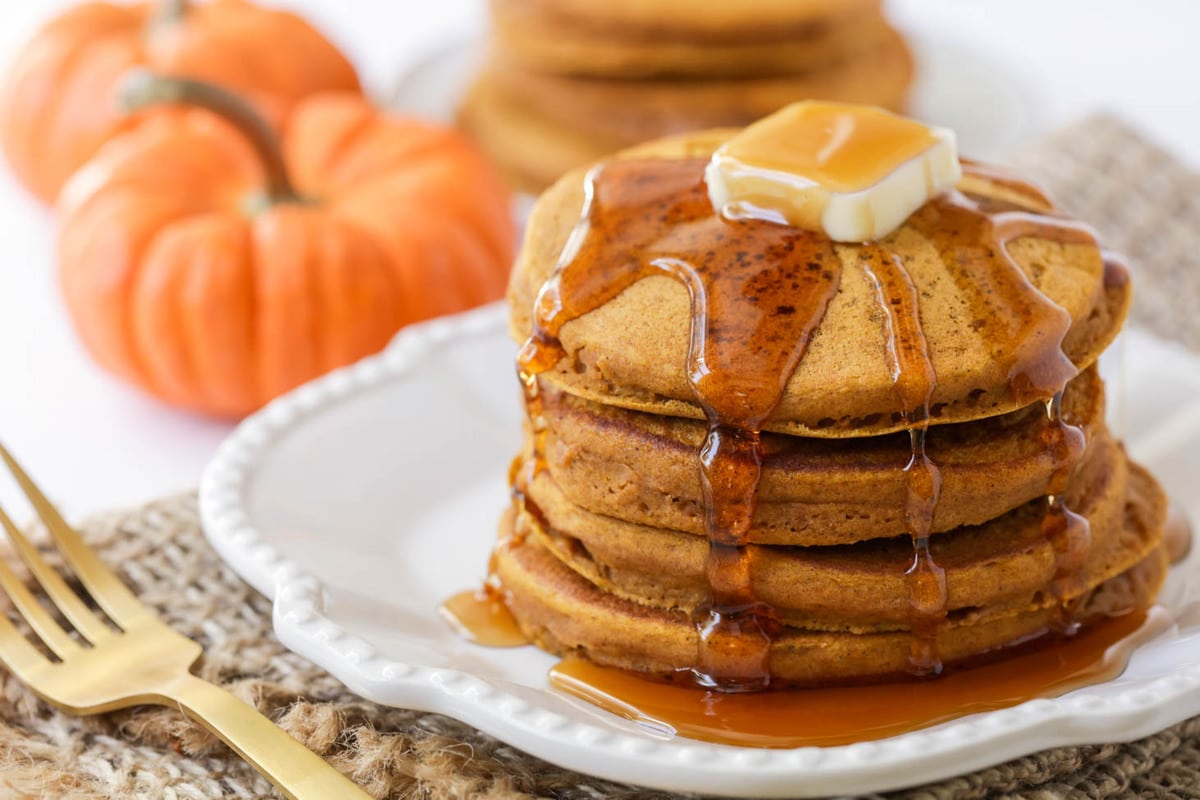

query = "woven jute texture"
1;115;1198;800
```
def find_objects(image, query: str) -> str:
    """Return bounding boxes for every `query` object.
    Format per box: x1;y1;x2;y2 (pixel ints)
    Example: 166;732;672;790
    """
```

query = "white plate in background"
200;303;1200;798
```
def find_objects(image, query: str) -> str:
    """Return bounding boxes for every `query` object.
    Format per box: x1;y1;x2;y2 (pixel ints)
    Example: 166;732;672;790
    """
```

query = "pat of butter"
705;102;961;242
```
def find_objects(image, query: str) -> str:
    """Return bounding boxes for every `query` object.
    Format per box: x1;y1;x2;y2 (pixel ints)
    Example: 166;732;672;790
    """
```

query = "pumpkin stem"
117;69;303;205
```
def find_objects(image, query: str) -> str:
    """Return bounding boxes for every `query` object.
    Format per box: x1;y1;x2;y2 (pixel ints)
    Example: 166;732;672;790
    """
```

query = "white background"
0;0;1194;516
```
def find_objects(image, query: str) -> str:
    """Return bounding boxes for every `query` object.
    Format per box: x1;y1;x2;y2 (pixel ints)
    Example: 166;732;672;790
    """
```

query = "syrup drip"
549;609;1159;748
440;589;527;647
860;246;946;675
1041;392;1092;630
909;165;1098;405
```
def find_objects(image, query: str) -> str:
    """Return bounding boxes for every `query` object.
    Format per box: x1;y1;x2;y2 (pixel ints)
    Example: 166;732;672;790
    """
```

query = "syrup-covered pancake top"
508;129;1131;438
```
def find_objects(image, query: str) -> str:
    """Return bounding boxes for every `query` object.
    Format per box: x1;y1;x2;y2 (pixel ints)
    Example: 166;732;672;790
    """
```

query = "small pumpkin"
58;72;515;418
0;0;360;204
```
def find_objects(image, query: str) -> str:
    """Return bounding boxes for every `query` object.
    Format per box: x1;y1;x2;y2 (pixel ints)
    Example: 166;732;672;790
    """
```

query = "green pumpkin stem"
116;69;302;205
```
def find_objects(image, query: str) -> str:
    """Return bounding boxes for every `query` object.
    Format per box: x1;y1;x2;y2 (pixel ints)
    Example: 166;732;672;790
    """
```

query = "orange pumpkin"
57;72;515;418
0;0;360;204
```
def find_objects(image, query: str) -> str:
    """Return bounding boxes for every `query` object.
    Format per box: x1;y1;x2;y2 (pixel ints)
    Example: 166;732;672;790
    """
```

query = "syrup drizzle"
906;177;1095;404
440;588;527;647
446;156;1108;694
1041;391;1092;630
860;246;946;675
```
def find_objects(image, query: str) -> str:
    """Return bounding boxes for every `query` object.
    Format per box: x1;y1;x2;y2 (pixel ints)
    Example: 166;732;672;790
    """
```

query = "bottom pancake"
492;473;1168;684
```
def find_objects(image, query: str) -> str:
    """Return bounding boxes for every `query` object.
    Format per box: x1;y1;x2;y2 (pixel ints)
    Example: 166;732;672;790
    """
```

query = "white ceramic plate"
390;32;1039;162
200;303;1200;797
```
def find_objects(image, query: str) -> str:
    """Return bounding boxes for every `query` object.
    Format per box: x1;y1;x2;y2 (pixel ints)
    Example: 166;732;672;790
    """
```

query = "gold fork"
0;443;372;799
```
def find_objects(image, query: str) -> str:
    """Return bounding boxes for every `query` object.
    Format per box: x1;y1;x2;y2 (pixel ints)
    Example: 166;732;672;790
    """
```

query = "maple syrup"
710;102;941;194
439;590;527;648
549;608;1162;748
1040;391;1092;630
859;245;945;674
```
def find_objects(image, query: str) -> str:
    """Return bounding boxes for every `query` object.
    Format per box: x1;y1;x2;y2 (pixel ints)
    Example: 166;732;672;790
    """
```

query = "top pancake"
508;130;1132;437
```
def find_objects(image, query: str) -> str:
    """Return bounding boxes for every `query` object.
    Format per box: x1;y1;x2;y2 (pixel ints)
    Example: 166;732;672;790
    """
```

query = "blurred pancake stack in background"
460;0;914;192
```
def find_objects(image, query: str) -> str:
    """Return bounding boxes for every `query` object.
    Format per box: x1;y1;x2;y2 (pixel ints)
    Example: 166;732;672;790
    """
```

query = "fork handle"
161;673;373;799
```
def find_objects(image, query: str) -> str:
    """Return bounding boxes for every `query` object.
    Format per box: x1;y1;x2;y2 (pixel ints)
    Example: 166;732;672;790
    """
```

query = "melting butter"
706;101;961;242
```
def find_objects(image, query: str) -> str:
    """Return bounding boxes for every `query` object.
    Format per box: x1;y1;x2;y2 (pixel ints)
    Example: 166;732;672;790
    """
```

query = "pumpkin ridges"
249;207;317;402
2;0;362;204
238;5;360;99
286;94;516;269
40;37;144;202
0;11;141;202
132;216;218;407
248;208;402;407
59;190;199;388
1;3;145;202
146;0;360;119
408;219;501;324
326;214;419;329
389;212;471;323
58;112;262;220
282;94;377;196
294;109;456;193
133;214;258;414
57;115;259;392
177;216;258;414
333;166;514;289
443;219;513;310
148;10;289;129
311;215;405;373
329;143;516;269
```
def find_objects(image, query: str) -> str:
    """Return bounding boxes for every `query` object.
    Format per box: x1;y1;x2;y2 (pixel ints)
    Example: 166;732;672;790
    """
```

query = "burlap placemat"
1;115;1198;800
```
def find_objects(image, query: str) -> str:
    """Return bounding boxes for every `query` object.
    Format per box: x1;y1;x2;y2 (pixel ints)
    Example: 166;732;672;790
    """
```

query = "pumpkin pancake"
493;465;1167;683
489;0;895;78
520;444;1162;632
538;366;1106;544
508;131;1131;437
461;34;912;193
481;29;912;146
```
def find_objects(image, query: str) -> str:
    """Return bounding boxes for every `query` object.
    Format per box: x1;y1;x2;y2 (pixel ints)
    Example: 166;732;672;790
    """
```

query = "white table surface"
0;0;1194;517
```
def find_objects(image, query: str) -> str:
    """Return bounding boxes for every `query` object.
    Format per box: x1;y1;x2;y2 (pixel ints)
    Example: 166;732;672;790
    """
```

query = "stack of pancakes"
492;131;1168;686
460;0;914;193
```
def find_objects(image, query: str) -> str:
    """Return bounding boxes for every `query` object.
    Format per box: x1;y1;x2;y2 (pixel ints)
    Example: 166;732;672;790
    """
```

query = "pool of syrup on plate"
440;583;1169;748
